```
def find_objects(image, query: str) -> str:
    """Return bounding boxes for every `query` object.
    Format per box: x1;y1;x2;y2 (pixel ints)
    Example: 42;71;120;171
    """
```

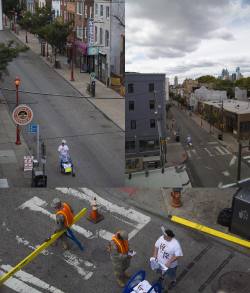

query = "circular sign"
12;104;33;125
90;72;96;80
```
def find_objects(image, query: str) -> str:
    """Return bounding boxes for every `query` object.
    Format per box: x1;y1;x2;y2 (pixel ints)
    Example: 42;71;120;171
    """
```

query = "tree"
18;11;33;43
0;41;28;78
3;0;19;18
37;21;72;67
197;75;217;84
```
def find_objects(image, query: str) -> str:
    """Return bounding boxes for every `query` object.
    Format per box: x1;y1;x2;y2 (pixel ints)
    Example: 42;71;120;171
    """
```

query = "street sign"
12;105;33;126
24;156;34;171
29;123;38;134
90;72;95;80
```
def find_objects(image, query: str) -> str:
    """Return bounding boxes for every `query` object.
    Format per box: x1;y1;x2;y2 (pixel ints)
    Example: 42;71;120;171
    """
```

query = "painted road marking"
214;146;227;155
0;264;64;293
57;188;151;241
207;142;218;145
222;171;230;177
14;234;94;279
218;182;223;188
204;148;214;157
187;150;191;158
19;196;93;239
229;156;237;166
220;146;230;154
1;207;88;284
243;155;250;160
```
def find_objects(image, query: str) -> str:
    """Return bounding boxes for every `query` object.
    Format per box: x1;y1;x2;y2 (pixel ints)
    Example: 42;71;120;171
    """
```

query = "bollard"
171;188;182;208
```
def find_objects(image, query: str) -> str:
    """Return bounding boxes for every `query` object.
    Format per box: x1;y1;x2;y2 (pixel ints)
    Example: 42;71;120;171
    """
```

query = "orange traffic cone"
171;190;182;208
87;197;104;223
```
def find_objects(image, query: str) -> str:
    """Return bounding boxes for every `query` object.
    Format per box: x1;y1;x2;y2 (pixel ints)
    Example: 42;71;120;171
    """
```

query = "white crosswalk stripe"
0;264;65;293
204;148;214;157
214;146;228;155
186;145;231;160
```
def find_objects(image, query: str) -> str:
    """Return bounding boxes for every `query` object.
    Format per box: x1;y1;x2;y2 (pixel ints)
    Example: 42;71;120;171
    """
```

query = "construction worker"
109;230;134;287
51;198;74;250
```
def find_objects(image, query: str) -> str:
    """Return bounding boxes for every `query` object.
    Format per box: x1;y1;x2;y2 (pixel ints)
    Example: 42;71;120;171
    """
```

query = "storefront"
87;46;98;74
75;40;88;73
94;52;107;85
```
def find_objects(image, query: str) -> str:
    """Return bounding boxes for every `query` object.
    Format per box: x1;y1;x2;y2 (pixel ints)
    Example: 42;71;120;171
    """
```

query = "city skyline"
126;0;250;83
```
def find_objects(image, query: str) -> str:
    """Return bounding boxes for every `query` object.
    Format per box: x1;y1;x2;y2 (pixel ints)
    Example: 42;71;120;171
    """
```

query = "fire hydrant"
171;188;182;208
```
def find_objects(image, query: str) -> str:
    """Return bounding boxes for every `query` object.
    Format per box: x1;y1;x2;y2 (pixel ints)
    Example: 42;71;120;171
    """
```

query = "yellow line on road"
170;215;250;249
0;207;87;285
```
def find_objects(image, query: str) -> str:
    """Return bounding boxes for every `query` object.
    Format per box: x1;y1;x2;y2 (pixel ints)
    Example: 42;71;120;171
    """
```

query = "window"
84;27;87;39
149;83;154;92
90;6;93;18
131;120;136;129
77;2;83;15
95;26;97;42
84;4;88;18
125;141;135;151
100;5;103;16
128;83;134;93
106;6;110;18
129;101;134;111
149;100;155;110
105;30;109;47
77;26;83;39
139;140;159;151
150;119;156;128
100;27;103;44
95;3;98;15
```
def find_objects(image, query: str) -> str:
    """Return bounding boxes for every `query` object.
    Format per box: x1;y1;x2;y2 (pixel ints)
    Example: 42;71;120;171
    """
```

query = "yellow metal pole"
0;208;87;284
170;215;250;249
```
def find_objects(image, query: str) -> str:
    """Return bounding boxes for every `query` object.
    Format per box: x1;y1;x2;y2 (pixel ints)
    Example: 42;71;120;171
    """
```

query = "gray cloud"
126;0;235;59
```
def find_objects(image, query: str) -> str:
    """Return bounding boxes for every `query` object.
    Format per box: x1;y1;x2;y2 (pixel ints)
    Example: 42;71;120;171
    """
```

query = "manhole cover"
91;248;109;262
217;271;250;293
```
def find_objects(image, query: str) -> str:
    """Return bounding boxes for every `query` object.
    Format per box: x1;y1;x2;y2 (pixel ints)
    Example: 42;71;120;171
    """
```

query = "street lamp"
70;29;76;81
14;76;21;145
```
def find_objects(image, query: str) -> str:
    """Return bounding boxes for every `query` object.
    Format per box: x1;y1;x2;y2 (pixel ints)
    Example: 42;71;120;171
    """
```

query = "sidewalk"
11;27;124;131
0;93;31;187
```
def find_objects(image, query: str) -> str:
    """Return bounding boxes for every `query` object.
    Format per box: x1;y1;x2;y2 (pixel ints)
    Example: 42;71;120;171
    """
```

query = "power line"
0;87;124;100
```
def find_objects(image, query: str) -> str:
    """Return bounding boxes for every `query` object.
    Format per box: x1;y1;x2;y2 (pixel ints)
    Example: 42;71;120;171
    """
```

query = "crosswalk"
243;155;250;165
186;144;231;160
2;188;151;292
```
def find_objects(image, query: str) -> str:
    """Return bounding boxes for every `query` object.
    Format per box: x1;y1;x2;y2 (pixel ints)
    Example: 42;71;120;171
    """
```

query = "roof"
203;100;250;115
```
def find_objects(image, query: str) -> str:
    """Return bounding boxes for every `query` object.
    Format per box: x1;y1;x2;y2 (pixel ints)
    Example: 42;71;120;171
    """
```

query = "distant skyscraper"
236;67;242;80
221;68;229;80
174;76;178;87
0;0;3;30
231;73;237;81
165;78;169;101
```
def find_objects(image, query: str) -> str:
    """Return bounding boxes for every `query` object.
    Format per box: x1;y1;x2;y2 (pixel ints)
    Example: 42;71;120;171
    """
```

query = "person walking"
58;139;69;160
51;198;74;250
152;228;183;290
109;230;135;288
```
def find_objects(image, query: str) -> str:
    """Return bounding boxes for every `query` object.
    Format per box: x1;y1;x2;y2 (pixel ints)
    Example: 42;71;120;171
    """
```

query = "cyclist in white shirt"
153;228;183;290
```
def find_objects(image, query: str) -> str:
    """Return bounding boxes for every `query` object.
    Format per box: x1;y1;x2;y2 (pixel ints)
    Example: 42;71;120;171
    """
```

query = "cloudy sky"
126;0;250;83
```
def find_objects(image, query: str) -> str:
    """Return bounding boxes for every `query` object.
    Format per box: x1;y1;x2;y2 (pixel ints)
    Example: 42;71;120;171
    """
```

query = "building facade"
94;0;124;85
125;73;167;171
235;87;248;101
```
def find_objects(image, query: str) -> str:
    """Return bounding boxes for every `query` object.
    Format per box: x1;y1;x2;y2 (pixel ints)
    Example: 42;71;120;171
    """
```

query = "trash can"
176;133;180;142
230;188;250;239
218;134;223;140
31;170;47;187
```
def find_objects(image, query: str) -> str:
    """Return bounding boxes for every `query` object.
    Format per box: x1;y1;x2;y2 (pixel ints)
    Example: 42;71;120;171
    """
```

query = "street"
1;188;250;293
170;105;250;187
0;30;124;187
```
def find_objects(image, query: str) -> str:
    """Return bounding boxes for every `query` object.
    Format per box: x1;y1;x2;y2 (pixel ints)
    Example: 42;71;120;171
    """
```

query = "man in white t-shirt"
152;228;183;290
58;139;69;160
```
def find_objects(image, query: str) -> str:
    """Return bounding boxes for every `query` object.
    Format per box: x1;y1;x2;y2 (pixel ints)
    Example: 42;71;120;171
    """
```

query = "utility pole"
0;0;3;30
237;142;249;182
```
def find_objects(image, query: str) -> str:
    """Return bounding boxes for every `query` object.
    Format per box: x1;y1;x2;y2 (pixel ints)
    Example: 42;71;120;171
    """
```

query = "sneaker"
168;281;177;290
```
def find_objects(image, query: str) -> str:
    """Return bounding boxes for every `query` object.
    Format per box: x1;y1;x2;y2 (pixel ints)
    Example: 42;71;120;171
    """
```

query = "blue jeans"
163;266;177;281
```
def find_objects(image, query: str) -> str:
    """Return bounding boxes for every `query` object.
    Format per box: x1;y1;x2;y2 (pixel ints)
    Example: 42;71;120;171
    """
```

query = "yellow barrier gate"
0;207;87;284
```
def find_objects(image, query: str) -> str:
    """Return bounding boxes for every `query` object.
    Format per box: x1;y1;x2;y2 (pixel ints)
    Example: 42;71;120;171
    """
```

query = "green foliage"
0;41;28;78
235;77;250;89
197;75;217;84
18;11;33;31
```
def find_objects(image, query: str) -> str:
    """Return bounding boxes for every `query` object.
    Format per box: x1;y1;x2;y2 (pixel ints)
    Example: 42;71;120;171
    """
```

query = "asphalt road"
170;106;250;187
0;30;124;187
1;188;250;293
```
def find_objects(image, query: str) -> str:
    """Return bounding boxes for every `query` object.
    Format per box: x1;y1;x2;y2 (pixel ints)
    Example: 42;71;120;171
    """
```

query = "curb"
10;29;124;132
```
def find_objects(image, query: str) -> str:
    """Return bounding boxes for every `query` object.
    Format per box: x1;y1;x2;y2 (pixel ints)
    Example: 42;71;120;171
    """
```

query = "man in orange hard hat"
109;230;136;287
51;198;74;250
